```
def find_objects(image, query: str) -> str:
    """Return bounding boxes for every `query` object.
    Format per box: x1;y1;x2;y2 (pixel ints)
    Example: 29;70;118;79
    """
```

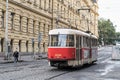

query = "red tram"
48;29;98;67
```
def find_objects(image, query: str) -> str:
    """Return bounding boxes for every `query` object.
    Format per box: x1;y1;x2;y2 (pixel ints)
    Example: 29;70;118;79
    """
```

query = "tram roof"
49;29;90;36
91;35;98;39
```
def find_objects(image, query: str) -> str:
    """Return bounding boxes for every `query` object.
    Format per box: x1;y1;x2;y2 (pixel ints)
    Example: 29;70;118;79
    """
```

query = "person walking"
13;49;19;63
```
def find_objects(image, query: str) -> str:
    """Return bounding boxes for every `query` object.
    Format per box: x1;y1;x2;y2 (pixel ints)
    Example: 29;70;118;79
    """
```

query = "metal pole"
5;0;9;59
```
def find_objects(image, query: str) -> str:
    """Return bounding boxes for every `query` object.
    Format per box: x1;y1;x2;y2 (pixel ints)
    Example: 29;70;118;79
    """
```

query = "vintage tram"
48;29;98;67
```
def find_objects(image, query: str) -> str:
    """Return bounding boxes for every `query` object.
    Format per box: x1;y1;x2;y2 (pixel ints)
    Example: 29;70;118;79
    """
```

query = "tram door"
76;35;80;64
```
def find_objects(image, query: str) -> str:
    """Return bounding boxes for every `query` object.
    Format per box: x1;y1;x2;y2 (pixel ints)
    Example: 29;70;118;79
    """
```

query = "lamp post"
5;0;9;60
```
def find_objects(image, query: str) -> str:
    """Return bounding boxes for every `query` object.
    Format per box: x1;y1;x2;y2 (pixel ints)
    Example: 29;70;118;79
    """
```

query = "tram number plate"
55;54;61;58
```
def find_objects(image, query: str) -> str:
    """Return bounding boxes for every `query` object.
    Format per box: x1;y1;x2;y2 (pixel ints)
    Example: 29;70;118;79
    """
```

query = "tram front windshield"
49;34;74;47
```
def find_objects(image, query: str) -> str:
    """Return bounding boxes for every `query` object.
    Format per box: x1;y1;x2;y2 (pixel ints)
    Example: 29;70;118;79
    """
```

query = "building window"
57;4;59;10
39;0;41;8
64;8;65;19
34;0;38;6
33;20;35;34
1;38;4;52
34;0;36;4
27;18;29;32
38;22;41;34
61;6;62;18
10;39;14;51
43;24;45;37
48;25;50;34
44;0;46;10
19;40;21;52
48;0;51;12
11;12;15;29
19;16;22;31
1;10;5;28
26;41;28;52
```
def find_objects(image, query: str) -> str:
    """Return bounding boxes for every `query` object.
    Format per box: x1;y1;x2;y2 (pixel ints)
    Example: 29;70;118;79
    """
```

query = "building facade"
0;0;98;55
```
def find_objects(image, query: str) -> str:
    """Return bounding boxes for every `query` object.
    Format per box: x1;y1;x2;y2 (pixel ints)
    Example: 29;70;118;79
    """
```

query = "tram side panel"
91;39;98;62
81;48;90;64
91;47;98;62
81;36;91;64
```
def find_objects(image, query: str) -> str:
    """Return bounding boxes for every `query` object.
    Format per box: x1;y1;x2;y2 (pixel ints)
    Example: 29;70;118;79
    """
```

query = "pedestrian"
13;49;19;63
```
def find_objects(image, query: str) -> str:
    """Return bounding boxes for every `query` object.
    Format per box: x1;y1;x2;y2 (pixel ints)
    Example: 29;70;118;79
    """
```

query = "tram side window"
91;39;93;47
92;39;97;47
48;36;50;46
94;39;96;46
94;39;97;47
87;37;90;47
95;39;98;46
92;39;95;47
68;35;74;47
79;36;81;48
83;37;87;47
76;35;79;47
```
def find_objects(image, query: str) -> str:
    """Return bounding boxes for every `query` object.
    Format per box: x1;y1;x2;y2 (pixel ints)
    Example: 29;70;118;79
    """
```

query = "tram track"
44;64;96;80
45;71;69;80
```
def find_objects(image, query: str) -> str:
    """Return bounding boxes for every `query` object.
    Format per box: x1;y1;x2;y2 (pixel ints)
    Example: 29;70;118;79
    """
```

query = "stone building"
0;0;98;55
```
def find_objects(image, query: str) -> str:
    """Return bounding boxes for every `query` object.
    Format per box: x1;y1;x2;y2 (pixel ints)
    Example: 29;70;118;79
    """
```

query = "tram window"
68;35;74;46
94;39;96;46
50;34;74;47
83;37;85;47
91;38;93;46
92;39;94;46
83;37;87;47
51;35;58;46
76;35;79;47
79;36;81;48
95;39;97;46
92;39;97;47
66;35;74;47
86;37;87;47
48;36;50;46
86;37;89;47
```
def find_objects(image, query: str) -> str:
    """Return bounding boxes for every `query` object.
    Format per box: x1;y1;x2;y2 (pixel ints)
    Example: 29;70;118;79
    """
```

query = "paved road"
0;46;120;80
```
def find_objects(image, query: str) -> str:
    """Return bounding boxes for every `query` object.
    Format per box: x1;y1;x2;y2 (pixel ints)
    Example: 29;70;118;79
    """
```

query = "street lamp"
5;0;9;60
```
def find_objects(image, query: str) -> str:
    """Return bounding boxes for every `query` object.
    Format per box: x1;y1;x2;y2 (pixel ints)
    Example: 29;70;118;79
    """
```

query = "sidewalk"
0;53;47;64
